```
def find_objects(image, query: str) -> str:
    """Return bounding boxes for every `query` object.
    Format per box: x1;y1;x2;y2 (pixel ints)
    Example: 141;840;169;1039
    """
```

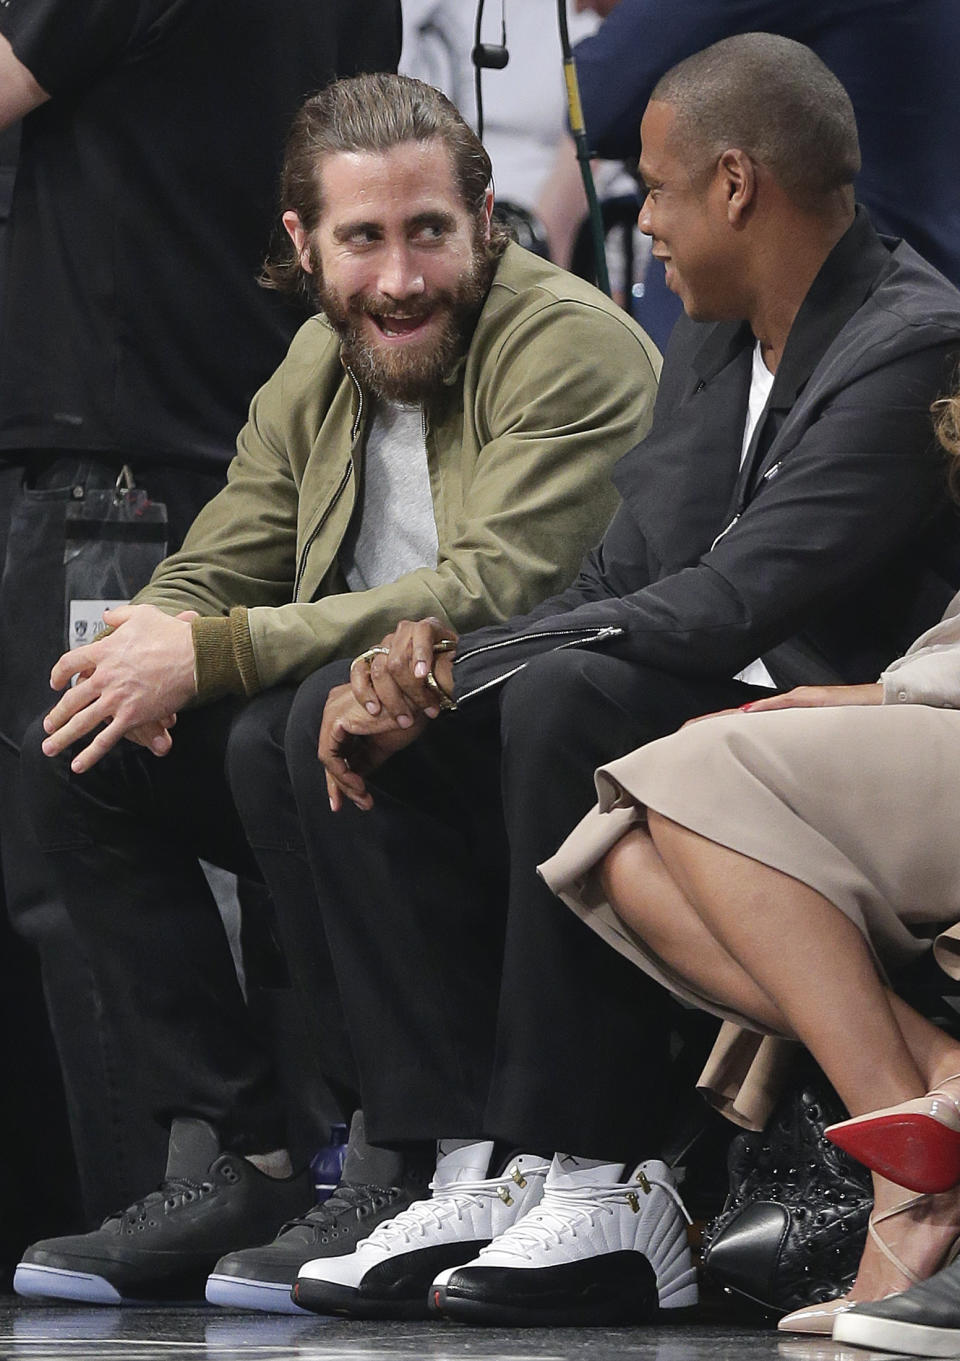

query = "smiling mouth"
371;313;432;339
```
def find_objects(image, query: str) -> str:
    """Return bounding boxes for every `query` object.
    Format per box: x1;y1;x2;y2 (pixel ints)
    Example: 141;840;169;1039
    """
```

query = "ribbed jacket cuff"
192;608;259;701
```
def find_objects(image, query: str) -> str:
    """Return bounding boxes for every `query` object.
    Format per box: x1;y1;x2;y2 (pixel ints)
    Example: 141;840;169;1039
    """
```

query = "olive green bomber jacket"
136;243;661;701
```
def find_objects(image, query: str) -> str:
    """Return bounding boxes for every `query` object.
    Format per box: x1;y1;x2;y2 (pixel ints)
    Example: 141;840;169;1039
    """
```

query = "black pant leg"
484;648;761;1160
284;660;511;1150
19;701;284;1159
0;456;226;1222
227;686;358;1154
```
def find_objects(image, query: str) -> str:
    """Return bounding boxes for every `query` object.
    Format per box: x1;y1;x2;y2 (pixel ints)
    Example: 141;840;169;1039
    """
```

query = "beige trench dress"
540;653;960;1131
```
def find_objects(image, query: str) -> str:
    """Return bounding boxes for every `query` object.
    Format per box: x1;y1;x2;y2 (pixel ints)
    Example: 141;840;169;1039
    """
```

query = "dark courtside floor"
0;1297;904;1361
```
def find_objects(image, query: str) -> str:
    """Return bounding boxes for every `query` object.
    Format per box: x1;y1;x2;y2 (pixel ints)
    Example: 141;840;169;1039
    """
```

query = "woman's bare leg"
638;812;960;1297
599;826;790;1033
645;811;925;1115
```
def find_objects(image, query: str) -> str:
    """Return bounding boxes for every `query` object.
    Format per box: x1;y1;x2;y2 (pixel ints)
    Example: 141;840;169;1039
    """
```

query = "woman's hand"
736;683;884;712
685;683;884;726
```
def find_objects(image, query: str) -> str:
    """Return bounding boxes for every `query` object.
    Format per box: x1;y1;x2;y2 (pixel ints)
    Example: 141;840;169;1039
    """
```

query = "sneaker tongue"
340;1110;405;1187
163;1117;220;1180
546;1153;625;1189
434;1139;495;1186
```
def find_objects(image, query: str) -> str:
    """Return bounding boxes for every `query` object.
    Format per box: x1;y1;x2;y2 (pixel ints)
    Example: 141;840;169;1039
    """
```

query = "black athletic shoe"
13;1118;311;1304
833;1255;960;1356
205;1180;423;1313
206;1107;433;1313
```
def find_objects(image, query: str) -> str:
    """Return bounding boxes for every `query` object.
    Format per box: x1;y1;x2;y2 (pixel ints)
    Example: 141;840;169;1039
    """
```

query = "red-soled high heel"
825;1075;960;1193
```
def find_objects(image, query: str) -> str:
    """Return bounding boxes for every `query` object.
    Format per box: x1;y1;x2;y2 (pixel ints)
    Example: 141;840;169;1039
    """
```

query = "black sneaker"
13;1118;311;1304
205;1180;422;1313
206;1109;432;1313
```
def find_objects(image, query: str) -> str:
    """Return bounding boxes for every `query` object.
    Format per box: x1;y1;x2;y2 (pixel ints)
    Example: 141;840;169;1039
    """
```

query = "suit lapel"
613;321;752;571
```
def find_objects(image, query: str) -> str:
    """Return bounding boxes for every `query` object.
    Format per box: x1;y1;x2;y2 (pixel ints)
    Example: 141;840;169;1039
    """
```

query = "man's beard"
311;239;496;404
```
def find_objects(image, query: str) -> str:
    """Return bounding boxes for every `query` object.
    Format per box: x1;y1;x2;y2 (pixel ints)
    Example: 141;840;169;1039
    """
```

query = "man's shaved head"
651;33;860;209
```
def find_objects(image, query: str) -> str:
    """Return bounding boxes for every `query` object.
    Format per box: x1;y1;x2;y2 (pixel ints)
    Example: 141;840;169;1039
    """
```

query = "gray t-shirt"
340;398;439;591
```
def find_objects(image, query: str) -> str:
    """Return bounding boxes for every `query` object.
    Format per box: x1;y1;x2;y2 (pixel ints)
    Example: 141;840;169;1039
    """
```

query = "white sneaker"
293;1151;550;1319
430;1156;698;1326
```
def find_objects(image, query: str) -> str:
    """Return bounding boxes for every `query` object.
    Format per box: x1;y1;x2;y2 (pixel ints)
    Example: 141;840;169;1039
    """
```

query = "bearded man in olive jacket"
14;74;658;1307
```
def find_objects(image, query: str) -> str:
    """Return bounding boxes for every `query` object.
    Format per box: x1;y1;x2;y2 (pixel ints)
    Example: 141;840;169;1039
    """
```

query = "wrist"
432;650;455;698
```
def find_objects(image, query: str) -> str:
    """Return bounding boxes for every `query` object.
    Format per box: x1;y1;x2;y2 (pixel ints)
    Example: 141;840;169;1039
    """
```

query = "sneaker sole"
834;1310;960;1357
430;1282;659;1328
205;1272;311;1315
14;1263;129;1305
293;1277;431;1321
430;1249;662;1328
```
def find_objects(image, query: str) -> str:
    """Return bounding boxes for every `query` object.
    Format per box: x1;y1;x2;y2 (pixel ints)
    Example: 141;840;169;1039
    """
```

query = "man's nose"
377;243;425;300
637;194;653;237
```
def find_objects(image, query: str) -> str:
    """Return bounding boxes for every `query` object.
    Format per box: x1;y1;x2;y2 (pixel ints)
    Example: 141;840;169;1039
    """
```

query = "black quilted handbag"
701;1061;873;1313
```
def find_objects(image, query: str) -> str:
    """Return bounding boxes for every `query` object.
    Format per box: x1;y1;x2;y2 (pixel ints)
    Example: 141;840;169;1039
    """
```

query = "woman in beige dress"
540;392;960;1333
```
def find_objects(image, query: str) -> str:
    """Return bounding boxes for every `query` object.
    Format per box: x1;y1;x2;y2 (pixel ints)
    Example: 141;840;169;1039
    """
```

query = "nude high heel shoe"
778;1191;960;1335
825;1075;960;1194
777;1295;858;1334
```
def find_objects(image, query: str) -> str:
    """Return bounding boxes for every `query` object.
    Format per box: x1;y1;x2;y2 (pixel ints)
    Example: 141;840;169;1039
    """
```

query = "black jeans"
20;684;357;1169
2;454;224;1222
284;646;767;1162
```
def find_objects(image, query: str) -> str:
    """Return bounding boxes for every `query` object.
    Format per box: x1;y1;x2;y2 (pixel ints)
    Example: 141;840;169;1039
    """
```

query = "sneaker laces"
277;1182;396;1238
477;1172;692;1263
106;1176;215;1228
359;1175;509;1252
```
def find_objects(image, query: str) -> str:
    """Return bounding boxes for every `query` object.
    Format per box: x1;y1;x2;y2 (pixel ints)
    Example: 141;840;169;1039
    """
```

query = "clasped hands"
41;603;199;773
318;616;457;812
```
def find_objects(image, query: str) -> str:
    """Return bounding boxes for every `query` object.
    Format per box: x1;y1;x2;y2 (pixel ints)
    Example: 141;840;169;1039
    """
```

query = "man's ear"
282;210;313;273
718;149;756;226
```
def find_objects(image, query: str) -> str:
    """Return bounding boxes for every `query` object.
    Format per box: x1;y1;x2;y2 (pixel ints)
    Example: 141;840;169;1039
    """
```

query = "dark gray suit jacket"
452;212;960;702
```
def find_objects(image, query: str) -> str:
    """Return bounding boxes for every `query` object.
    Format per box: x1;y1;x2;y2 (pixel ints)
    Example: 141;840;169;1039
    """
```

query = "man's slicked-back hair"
650;33;861;208
262;72;506;294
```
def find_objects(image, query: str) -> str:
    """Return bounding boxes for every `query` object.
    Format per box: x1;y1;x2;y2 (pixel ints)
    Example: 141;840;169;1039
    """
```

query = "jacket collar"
686;207;890;402
766;206;891;409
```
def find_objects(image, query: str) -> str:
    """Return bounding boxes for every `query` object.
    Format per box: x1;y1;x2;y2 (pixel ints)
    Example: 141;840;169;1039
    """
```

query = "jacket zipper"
456;624;624;703
710;514;740;552
293;370;363;602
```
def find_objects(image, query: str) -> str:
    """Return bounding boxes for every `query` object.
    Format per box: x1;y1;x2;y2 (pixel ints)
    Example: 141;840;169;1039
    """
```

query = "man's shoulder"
865;238;960;339
0;0;181;95
255;313;347;418
487;242;634;318
283;312;341;364
478;241;659;357
809;241;960;399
